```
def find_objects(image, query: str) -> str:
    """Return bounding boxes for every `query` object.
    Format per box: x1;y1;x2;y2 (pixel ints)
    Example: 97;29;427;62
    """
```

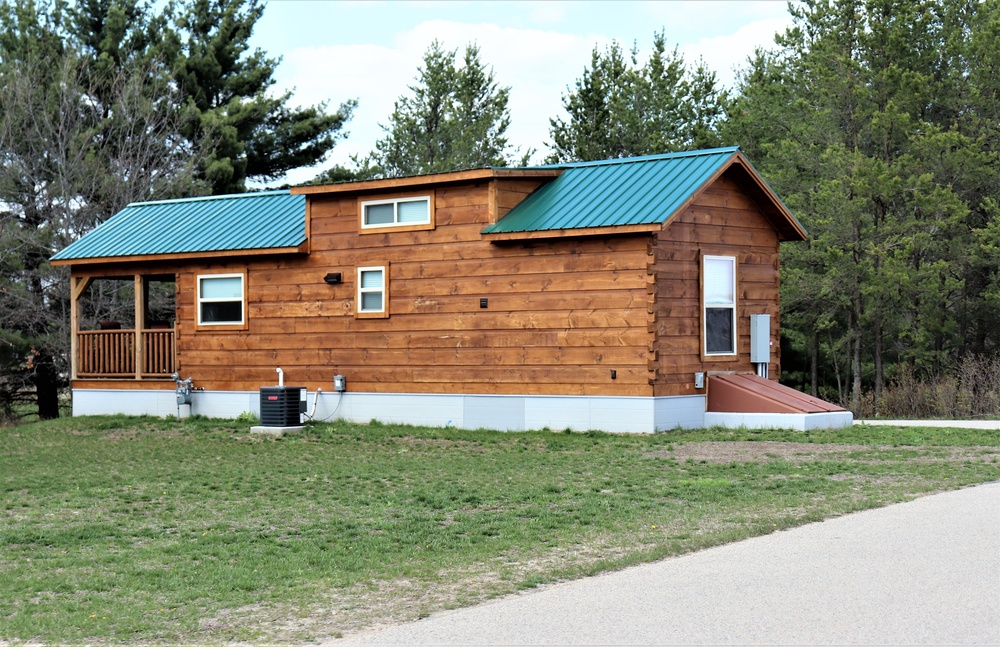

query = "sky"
249;1;795;186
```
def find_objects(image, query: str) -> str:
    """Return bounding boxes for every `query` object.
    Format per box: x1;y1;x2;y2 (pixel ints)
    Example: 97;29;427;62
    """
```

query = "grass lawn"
2;416;998;644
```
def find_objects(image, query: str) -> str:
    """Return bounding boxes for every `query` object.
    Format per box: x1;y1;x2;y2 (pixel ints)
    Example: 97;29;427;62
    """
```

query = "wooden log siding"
71;170;789;401
491;179;548;223
163;178;655;397
650;171;782;397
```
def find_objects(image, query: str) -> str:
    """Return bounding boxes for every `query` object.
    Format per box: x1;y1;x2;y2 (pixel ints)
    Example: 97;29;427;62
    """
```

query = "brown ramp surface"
708;373;845;414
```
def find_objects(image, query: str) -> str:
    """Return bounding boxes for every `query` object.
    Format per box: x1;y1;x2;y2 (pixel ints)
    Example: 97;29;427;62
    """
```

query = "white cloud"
267;4;794;186
641;0;791;37
276;20;604;183
681;17;793;88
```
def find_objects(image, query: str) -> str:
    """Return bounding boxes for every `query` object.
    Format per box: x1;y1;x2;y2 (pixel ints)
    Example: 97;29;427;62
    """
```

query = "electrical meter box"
750;314;771;364
260;386;306;426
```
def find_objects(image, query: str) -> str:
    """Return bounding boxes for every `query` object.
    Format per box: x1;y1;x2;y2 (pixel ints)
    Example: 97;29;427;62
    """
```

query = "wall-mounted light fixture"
324;272;342;285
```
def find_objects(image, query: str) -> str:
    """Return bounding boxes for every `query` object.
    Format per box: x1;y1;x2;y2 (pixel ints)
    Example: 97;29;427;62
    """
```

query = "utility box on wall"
260;386;306;427
750;314;771;364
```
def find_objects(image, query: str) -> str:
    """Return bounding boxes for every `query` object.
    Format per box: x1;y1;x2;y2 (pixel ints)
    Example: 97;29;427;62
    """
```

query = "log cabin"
51;147;852;431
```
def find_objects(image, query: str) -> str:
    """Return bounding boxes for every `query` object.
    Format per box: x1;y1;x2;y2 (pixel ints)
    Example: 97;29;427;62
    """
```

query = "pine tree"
0;0;356;418
547;32;726;163
166;0;355;193
449;44;515;171
348;40;522;180
722;0;1000;410
0;0;200;419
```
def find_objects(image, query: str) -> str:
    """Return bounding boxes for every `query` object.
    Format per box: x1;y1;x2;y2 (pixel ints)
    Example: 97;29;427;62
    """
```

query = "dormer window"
361;196;431;229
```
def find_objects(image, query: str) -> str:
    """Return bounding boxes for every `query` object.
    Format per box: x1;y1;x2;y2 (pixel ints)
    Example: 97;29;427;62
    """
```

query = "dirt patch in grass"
650;441;870;463
396;436;489;452
100;426;185;442
652;441;1000;465
62;421;185;441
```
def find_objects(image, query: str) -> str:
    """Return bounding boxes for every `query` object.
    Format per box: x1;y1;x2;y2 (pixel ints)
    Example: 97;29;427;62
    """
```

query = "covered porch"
70;273;176;380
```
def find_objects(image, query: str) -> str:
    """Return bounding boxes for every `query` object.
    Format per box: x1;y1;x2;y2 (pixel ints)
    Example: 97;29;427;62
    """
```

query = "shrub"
861;354;1000;419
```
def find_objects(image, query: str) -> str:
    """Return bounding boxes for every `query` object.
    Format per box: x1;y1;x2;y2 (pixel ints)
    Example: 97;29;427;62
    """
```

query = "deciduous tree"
0;0;357;418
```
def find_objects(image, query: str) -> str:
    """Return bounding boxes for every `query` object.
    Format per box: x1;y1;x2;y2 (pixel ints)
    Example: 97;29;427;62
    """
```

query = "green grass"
1;416;998;644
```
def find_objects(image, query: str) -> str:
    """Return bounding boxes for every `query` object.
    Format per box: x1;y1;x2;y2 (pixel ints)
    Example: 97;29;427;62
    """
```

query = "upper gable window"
361;196;431;229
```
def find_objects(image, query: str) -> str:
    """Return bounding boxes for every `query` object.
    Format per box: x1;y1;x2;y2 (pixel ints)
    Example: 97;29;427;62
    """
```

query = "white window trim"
360;195;431;229
357;266;386;314
197;273;245;326
703;255;737;357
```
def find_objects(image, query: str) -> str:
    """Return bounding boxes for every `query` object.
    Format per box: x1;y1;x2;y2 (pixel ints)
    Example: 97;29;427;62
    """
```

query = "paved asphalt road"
336;481;1000;646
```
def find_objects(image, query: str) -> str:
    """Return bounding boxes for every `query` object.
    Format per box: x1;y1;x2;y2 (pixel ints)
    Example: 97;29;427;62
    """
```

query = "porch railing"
141;330;175;377
77;329;175;378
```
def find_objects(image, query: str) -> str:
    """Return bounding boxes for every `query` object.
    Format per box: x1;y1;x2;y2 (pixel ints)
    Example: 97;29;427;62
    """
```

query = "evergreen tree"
0;0;201;419
52;0;355;194
449;44;517;171
547;32;726;162
67;0;165;87
722;0;1000;410
0;0;356;418
166;0;355;193
348;40;522;180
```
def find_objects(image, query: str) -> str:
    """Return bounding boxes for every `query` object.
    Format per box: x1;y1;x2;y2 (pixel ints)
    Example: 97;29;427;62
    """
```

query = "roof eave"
292;168;563;195
50;241;309;267
483;223;662;242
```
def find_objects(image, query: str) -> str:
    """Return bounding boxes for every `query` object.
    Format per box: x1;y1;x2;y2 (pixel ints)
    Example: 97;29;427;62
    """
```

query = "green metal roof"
482;147;742;234
52;191;306;261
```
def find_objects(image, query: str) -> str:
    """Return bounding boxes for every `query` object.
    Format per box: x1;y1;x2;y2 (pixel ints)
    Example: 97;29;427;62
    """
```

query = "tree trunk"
850;290;864;413
851;328;863;413
874;311;883;413
28;348;60;420
829;331;845;405
810;332;819;397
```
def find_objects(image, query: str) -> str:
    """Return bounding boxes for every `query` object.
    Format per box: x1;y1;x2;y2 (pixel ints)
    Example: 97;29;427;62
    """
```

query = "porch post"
70;276;93;380
134;275;144;380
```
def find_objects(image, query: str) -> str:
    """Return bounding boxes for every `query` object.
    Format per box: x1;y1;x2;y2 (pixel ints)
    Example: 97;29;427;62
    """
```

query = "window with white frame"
703;255;736;355
361;196;430;228
357;266;386;316
197;273;244;325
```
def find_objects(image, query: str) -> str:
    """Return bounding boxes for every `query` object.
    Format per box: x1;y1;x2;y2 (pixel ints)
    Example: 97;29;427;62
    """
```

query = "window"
703;255;736;356
361;196;431;229
357;265;389;318
198;273;244;326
